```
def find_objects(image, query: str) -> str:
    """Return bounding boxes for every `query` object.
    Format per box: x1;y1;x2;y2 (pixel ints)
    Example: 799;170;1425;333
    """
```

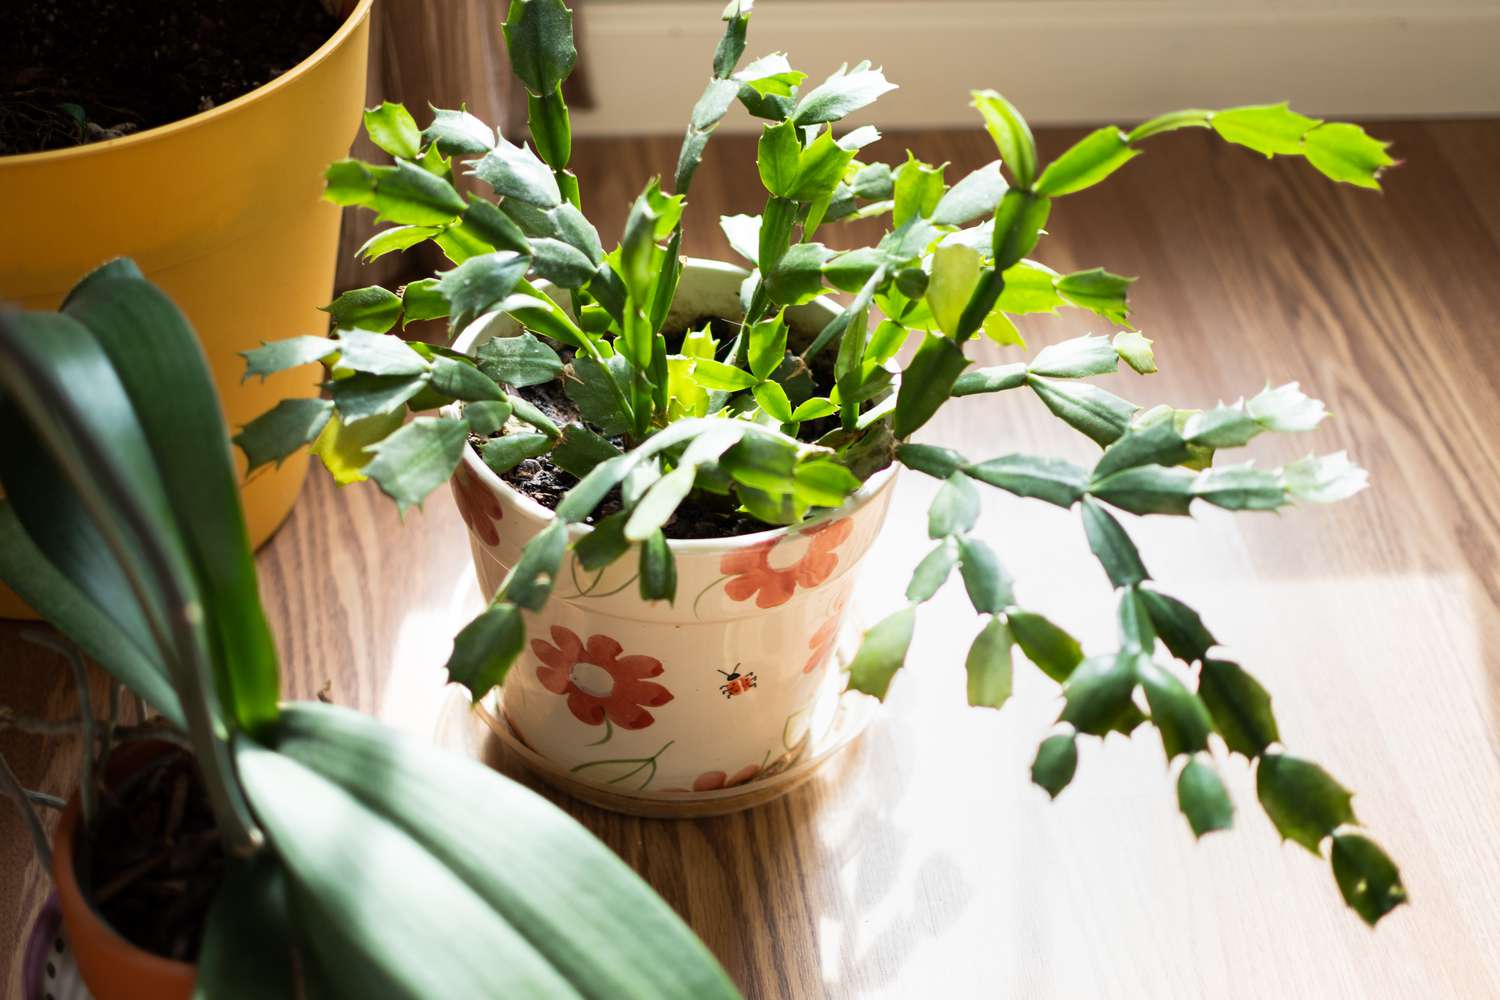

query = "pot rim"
52;745;198;981
452;257;899;555
0;0;375;167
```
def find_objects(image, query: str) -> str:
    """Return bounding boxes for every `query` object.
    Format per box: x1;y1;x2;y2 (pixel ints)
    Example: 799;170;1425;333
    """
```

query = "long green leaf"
258;703;740;998
64;272;280;732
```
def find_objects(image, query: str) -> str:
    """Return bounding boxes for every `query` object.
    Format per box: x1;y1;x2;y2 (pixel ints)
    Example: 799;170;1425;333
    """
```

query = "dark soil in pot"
473;315;859;540
0;0;346;155
77;744;226;962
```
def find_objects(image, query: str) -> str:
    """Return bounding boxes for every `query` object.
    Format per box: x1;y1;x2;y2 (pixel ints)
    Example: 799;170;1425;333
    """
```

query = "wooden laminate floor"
4;119;1500;997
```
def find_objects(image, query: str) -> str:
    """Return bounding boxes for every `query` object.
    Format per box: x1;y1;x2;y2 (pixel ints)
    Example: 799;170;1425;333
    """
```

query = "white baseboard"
569;0;1500;136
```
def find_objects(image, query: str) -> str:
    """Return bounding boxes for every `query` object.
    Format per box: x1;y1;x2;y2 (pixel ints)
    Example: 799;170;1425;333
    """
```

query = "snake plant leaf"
1028;334;1120;379
436;250;532;332
328;372;431;423
626;466;696;541
1112;331;1156;374
362;417;469;514
475;331;564;388
966;458;1086;512
1138;588;1216;664
1081;498;1149;587
335;328;430;376
892;334;969;438
1138;659;1213;758
566;355;633;437
194;855;297;1000
63;271;281;734
1210;103;1320;157
957;535;1012;614
430;355;504;402
970;90;1037;187
241;336;336;380
1035;127;1140;197
323;286;403;333
1177;757;1235;838
892;154;945;227
1092;420;1190;479
235;398;335;473
895;442;967;480
423;106;496;155
503;0;577;95
1190;464;1287;511
463;399;513;436
990;260;1060;315
1331;832;1408;926
1031;733;1078;798
1091;465;1197;516
261;702;741;997
639;529;678;602
1007;610;1083;683
906;539;959;603
1256;752;1357;854
507;520;568;611
929;471;981;538
950;362;1028;397
1303;122;1397;190
0;502;183;728
363;101;422;160
1029;376;1137;447
400;278;450;326
482;432;552;475
792;62;897;126
1055;268;1135;327
550;423;624;478
530;237;597;288
372;160;468;225
1116;586;1157;653
990;189;1050;272
753;380;794;422
445;602;527;696
312;410;405;484
1060;651;1137;736
965;616;1014;708
847;605;917;700
933;160;1006;227
1197;659;1279;758
472;137;563;208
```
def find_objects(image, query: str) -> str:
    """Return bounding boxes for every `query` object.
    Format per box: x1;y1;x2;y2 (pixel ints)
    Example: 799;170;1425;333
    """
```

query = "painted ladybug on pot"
718;664;757;699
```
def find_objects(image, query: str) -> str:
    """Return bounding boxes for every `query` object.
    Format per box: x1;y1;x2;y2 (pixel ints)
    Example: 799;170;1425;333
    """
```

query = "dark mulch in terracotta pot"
79;745;226;963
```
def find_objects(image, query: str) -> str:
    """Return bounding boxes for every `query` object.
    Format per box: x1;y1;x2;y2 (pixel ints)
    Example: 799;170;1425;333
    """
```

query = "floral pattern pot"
452;260;897;814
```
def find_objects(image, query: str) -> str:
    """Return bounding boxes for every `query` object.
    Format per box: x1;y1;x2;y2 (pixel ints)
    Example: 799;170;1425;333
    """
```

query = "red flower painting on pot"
720;519;853;609
452;463;503;546
533;626;674;730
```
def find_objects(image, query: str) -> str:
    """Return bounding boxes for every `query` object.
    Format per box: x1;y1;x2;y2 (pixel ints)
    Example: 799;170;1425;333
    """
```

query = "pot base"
475;650;878;819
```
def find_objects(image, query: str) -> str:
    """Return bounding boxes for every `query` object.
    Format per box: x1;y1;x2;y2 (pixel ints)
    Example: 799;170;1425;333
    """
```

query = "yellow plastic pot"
0;0;374;619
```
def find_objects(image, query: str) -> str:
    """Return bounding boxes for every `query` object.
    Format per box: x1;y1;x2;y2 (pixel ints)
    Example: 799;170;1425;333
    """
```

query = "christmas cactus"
240;0;1405;925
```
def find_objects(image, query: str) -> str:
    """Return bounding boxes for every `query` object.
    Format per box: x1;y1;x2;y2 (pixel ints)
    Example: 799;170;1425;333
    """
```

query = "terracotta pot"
0;0;375;620
52;743;195;1000
452;259;897;814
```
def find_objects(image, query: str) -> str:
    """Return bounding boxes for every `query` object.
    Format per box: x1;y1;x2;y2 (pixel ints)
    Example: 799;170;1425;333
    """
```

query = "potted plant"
240;0;1405;924
0;0;375;621
0;260;739;999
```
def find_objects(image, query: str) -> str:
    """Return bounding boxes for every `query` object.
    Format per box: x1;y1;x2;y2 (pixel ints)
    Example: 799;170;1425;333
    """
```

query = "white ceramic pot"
451;260;896;815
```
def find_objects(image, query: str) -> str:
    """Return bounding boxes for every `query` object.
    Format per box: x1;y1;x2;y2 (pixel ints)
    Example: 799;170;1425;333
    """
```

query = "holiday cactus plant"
240;0;1405;924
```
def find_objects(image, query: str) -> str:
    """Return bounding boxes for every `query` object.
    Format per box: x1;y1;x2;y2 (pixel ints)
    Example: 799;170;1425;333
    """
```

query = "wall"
570;0;1500;135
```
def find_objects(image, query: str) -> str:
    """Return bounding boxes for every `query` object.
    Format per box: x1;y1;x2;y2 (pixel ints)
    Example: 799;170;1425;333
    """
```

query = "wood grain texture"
6;120;1500;998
